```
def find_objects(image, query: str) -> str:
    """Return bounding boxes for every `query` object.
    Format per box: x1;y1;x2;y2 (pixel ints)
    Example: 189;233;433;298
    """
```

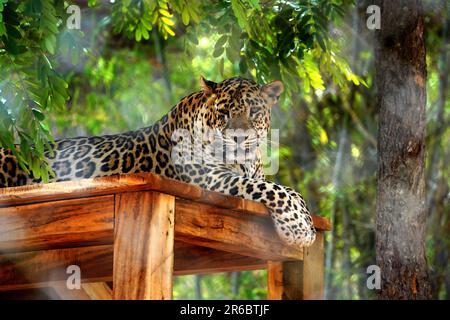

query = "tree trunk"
374;0;431;299
194;275;203;299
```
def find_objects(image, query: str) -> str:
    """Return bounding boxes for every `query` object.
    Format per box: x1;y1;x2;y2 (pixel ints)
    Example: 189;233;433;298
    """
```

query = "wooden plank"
0;242;269;291
0;287;58;300
49;282;112;300
0;173;330;232
0;245;113;291
267;232;324;300
175;199;303;261
81;282;112;300
0;196;114;253
0;173;172;206
47;282;112;300
173;242;266;275
51;282;91;300
0;173;255;215
113;191;175;300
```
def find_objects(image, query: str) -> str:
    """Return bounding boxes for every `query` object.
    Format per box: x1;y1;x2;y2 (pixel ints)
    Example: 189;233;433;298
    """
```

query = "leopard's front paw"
269;196;316;248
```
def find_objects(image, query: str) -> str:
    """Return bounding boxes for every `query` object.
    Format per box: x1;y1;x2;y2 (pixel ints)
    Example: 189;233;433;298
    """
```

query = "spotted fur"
0;77;316;247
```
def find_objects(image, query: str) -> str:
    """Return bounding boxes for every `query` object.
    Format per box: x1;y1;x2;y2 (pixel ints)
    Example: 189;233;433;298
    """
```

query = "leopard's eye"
250;107;259;117
217;108;229;121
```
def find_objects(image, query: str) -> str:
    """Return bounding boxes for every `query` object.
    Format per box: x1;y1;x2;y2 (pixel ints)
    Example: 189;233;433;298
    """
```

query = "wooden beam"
0;287;59;300
0;243;268;291
51;282;91;300
175;199;303;261
0;173;263;216
267;232;324;300
0;189;327;258
173;242;266;275
81;282;112;300
0;195;114;253
113;191;175;300
0;245;113;291
47;282;113;300
0;173;330;232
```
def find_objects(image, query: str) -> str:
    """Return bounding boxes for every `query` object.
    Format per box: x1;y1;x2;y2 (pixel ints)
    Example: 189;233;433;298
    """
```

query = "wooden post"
113;191;175;300
267;232;324;300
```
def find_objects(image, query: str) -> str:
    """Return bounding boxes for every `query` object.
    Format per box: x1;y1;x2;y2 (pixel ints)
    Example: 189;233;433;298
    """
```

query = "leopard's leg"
175;163;316;248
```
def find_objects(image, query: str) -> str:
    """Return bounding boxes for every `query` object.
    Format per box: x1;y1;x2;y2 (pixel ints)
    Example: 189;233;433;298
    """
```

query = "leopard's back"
0;123;175;187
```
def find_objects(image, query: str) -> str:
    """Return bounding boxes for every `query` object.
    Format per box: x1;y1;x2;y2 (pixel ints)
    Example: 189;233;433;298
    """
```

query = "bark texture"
374;0;431;299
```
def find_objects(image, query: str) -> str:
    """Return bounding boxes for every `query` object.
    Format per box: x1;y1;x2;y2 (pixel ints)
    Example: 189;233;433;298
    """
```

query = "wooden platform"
0;173;330;300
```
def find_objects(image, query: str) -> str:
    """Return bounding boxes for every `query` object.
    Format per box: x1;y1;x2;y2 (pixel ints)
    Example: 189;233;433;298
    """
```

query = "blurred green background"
0;0;448;299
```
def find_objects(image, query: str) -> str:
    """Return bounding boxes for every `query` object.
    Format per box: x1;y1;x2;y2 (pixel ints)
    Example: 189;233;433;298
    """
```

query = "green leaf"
135;26;142;41
44;36;56;54
181;8;190;25
246;0;261;10
226;46;239;61
231;0;247;30
32;108;45;121
161;16;174;26
186;5;199;23
162;24;175;37
350;73;360;86
315;32;327;51
215;35;228;51
218;58;224;76
213;45;224;58
159;8;172;18
141;26;149;40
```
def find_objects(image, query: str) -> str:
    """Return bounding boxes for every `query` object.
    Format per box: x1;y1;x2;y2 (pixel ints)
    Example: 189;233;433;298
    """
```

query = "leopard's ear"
262;80;284;100
200;76;217;95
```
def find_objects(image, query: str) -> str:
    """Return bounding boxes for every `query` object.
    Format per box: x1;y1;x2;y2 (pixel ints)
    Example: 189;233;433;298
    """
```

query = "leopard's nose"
225;115;251;131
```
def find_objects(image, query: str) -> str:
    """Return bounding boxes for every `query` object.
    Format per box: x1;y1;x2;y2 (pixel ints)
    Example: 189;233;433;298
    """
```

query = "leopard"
0;76;316;248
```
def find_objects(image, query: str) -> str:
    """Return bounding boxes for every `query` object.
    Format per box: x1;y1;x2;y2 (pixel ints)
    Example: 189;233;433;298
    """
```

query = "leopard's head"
200;76;284;148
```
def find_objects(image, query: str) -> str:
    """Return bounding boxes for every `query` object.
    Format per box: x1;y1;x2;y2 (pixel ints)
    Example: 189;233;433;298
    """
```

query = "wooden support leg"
267;232;324;300
113;191;175;300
